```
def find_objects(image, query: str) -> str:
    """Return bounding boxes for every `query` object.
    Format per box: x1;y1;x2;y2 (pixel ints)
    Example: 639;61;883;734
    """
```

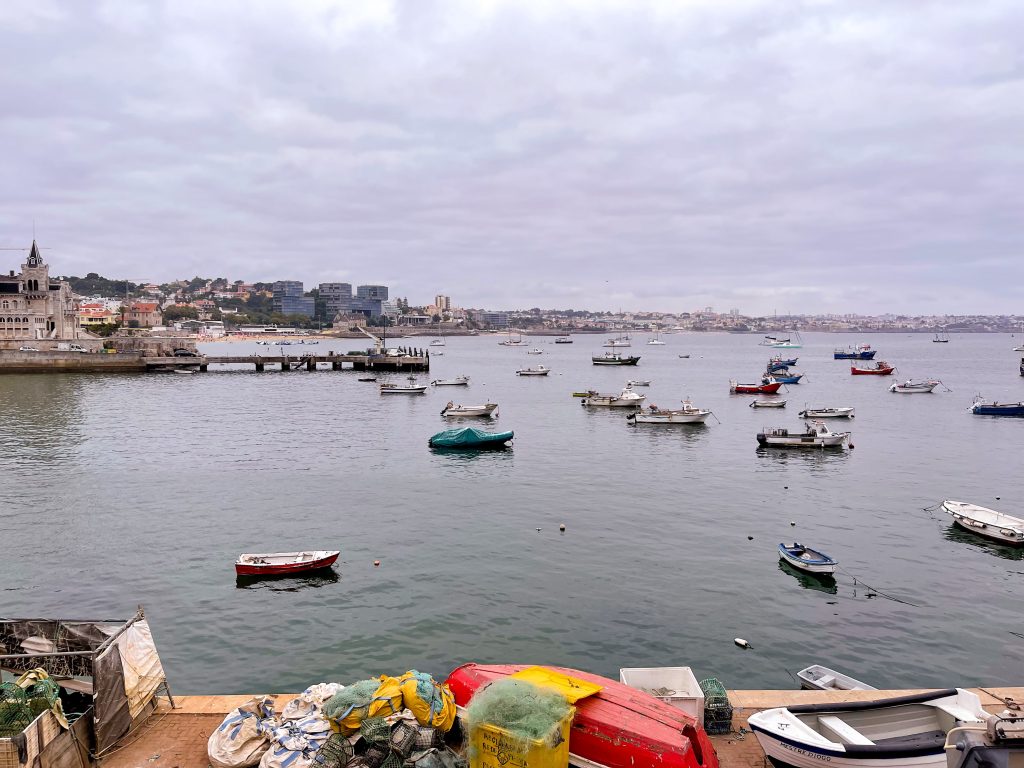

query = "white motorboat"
647;328;666;345
527;348;544;355
516;365;550;376
627;400;711;424
440;402;498;417
757;421;850;448
499;328;526;346
796;665;877;692
430;339;445;346
380;376;427;394
778;542;838;575
890;379;939;393
750;400;787;408
799;407;855;418
431;376;470;386
626;380;651;387
554;337;573;344
580;388;646;407
941;500;1024;546
748;688;986;768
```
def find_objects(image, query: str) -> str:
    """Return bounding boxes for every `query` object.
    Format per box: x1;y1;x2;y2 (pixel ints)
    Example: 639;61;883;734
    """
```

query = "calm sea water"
2;332;1022;694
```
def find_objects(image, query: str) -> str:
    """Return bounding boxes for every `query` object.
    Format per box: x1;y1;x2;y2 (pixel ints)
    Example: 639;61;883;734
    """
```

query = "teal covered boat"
428;427;514;449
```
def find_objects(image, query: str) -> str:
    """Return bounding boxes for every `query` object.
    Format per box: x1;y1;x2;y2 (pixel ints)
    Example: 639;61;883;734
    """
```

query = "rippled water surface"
2;332;1022;693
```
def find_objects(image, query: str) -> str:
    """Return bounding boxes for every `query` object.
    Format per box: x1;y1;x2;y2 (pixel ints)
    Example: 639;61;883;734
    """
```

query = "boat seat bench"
818;715;874;746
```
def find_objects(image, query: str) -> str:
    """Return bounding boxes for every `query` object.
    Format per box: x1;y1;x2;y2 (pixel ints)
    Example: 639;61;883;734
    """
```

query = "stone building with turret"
0;241;82;342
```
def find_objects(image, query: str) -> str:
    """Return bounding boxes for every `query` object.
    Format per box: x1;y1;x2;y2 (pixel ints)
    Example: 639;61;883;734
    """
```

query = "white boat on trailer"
748;687;986;768
627;399;711;424
757;421;850;448
797;665;877;692
440;402;498;417
581;388;646;407
941;500;1024;546
799;406;855;418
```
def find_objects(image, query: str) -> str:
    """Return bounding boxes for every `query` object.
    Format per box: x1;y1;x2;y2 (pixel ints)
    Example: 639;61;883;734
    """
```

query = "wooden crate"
0;709;61;768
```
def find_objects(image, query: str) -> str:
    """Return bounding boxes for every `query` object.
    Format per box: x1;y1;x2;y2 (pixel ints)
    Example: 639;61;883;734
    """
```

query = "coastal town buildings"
271;281;315;317
0;241;82;342
124;301;162;327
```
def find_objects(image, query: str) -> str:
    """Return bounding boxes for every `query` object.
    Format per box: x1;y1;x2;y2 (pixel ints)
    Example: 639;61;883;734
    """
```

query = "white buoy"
734;638;752;649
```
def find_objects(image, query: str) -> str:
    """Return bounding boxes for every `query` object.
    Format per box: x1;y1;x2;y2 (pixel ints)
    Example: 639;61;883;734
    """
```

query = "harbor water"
2;332;1022;693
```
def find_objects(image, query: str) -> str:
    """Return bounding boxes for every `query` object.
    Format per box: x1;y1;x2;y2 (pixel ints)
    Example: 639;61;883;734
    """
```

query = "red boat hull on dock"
445;663;718;768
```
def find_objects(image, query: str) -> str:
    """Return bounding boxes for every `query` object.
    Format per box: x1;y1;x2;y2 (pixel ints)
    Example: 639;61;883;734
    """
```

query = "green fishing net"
464;679;570;746
323;679;380;722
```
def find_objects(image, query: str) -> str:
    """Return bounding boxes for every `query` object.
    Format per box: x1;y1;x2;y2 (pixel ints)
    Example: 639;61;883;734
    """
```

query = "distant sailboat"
933;330;950;343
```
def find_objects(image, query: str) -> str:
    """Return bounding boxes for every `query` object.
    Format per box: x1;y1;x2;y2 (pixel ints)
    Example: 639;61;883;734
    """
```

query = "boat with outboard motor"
779;542;838;575
834;344;876;360
626;379;651;387
593;352;641;366
769;356;799;371
769;371;804;384
627;399;711;424
440;402;498;417
796;665;876;692
750;399;787;408
799;406;855;418
431;375;470;386
555;336;573;343
581;388;646;407
380;376;428;394
748;687;986;768
732;379;784;394
446;663;719;768
757;421;850;448
970;398;1024;417
940;500;1024;545
516;365;550;376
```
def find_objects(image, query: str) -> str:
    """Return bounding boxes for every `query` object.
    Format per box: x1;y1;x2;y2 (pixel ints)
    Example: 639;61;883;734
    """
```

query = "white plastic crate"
619;666;704;726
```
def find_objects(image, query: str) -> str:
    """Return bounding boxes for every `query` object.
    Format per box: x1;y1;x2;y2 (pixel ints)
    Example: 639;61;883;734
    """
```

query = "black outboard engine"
946;712;1024;768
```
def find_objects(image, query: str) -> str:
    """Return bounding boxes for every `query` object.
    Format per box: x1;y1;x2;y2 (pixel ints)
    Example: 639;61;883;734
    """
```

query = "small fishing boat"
769;356;799;370
380;376;428;394
757;421;850;448
941;500;1024;545
778;542;838;575
603;336;632;348
748;687;986;768
969;398;1024;417
446;663;718;768
554;336;573;343
429;339;445;346
626;379;651;387
933;331;950;343
431;375;470;386
761;333;803;349
593;352;641;366
889;379;939;394
851;361;895;375
647;328;666;345
440;402;498;417
357;376;377;382
173;368;198;374
834;345;876;360
527;348;544;355
799;406;855;418
428;427;513;449
796;665;877;692
678;354;690;359
731;379;783;394
581;388;646;407
235;550;340;577
627;400;711;424
750;399;787;408
516;365;550;376
498;329;526;346
769;372;804;384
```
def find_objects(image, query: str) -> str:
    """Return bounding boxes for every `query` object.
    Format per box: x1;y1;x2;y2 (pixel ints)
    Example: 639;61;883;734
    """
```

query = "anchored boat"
627;400;711;424
748;688;986;768
593;352;641;366
431;375;470;386
799;407;855;418
446;663;719;768
428;427;513;449
941;500;1024;545
970;398;1024;417
235;550;339;577
581;388;646;407
769;356;799;371
731;379;783;394
834;345;876;360
852;361;895;375
757;421;850;448
889;379;939;394
516;365;551;376
440;402;498;417
778;543;838;575
769;371;804;384
380;376;428;394
750;399;787;408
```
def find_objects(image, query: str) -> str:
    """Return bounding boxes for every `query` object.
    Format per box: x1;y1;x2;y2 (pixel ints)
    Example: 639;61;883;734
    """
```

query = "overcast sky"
1;1;1021;314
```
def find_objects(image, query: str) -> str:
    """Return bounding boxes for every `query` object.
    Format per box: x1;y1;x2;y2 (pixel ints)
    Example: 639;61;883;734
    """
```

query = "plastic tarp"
428;428;513;448
113;621;166;719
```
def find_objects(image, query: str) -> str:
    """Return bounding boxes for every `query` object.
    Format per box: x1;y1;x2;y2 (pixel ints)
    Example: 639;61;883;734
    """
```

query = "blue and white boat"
767;372;803;384
778;543;837;575
970;398;1024;417
834;344;876;360
748;688;986;768
768;357;798;372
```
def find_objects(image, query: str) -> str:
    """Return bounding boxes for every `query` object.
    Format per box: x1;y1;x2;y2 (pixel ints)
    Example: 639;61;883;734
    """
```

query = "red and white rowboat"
850;362;895;375
234;550;339;576
446;663;718;768
730;379;783;394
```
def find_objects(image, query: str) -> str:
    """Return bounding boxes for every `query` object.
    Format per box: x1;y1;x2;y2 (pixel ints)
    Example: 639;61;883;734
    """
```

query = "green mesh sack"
464;679;571;749
0;683;32;738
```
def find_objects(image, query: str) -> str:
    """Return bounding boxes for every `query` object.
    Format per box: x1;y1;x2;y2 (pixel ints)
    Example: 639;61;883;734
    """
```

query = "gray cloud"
1;0;1022;313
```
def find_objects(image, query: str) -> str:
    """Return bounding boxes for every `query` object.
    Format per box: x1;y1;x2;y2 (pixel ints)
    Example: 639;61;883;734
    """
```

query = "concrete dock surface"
103;687;1023;768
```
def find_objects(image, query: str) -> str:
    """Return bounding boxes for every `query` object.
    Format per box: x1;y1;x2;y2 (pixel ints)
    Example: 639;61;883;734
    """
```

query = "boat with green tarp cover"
428;427;514;449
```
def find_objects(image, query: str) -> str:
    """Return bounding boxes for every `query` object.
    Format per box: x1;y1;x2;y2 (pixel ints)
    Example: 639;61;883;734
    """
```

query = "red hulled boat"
446;663;718;768
850;361;895;375
730;379;783;394
234;550;339;576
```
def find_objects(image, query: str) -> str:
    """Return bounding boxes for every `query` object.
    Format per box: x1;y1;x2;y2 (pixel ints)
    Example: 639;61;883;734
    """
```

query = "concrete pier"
102;686;1023;768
